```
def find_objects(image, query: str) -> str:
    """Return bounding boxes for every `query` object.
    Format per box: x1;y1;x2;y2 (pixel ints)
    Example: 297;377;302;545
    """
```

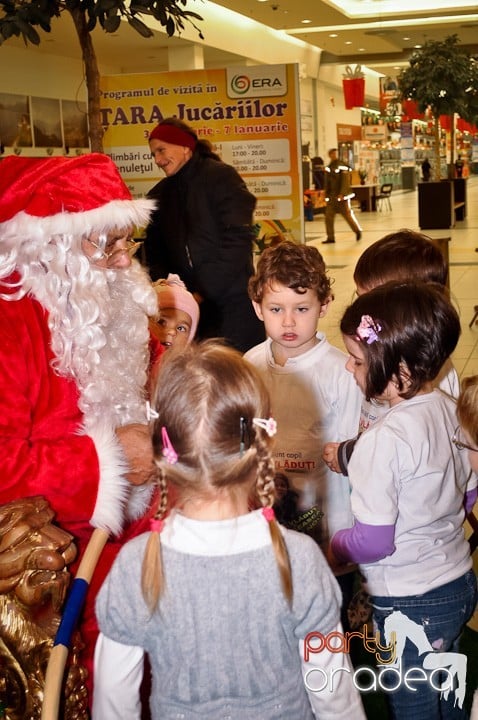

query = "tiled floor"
305;177;478;378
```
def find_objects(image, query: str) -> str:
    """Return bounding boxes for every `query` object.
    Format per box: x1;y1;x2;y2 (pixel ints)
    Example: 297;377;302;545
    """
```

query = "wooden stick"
41;528;110;720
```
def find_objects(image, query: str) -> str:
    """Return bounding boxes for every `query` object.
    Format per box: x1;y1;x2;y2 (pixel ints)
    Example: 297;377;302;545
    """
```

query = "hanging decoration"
439;115;451;131
401;99;423;121
342;65;365;109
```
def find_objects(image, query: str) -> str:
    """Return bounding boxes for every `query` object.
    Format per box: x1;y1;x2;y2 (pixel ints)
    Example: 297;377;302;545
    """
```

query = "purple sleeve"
331;520;396;564
465;487;478;516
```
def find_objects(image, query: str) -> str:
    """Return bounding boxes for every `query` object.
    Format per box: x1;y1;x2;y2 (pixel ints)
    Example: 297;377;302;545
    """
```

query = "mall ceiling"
215;0;478;74
5;0;478;77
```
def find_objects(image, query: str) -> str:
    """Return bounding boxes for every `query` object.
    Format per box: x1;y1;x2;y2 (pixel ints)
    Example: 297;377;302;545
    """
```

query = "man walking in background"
323;148;362;244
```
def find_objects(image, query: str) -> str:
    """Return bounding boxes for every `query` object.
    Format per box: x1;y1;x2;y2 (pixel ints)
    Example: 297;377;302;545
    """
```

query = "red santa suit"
0;154;159;699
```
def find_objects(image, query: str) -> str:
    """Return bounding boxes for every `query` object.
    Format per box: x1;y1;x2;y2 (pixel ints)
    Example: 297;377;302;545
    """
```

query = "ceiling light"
403;36;410;40
329;33;338;37
414;44;422;48
345;40;352;44
358;47;366;51
302;19;312;23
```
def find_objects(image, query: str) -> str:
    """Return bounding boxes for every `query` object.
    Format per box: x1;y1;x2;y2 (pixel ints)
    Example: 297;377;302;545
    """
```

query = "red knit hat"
148;123;197;151
0;153;156;237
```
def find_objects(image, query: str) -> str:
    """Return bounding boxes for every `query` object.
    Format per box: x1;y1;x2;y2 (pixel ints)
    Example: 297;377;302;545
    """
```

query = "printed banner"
379;76;399;115
100;65;304;246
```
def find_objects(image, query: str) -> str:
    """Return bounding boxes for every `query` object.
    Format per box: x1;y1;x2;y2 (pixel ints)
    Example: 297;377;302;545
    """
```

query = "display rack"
379;148;401;187
414;121;447;179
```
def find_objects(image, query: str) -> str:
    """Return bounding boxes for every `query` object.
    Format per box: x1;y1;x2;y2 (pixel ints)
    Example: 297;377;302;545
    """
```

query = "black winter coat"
143;153;264;352
144;154;256;298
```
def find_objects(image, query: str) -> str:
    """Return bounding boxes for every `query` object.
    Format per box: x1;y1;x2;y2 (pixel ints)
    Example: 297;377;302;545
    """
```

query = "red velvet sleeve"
0;294;100;539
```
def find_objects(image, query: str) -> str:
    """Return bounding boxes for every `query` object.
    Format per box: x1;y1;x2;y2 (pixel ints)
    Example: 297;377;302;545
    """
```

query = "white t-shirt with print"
245;333;362;539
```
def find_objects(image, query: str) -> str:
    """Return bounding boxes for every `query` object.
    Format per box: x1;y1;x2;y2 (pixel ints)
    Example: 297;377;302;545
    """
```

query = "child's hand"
323;442;341;473
326;543;356;576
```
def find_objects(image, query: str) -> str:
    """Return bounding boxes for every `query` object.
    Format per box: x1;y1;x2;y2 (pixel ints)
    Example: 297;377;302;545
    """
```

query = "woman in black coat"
144;118;264;353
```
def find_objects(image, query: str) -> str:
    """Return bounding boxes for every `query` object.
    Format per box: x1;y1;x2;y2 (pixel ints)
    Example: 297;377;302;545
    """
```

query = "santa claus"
0;153;159;700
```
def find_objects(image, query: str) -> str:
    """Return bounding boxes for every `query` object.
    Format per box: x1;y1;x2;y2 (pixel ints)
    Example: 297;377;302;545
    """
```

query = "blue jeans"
371;570;477;720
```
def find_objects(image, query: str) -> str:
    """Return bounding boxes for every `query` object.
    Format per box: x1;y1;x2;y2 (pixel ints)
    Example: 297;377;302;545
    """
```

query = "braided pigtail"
141;465;169;612
255;431;293;605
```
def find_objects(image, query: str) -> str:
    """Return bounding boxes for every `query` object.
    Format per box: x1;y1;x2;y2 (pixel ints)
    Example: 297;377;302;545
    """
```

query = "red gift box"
342;77;365;109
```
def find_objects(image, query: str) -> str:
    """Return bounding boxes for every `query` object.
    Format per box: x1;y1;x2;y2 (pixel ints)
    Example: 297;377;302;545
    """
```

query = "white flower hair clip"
252;417;277;437
146;401;159;421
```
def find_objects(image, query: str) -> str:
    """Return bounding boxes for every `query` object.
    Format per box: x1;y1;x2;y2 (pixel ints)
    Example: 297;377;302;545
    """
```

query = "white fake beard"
14;234;158;429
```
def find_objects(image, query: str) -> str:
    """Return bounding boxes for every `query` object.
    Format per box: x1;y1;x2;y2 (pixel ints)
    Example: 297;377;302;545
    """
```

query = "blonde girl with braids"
93;341;365;720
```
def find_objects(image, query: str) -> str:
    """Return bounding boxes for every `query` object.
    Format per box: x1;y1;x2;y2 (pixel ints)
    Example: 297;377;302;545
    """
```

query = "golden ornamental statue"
0;496;88;719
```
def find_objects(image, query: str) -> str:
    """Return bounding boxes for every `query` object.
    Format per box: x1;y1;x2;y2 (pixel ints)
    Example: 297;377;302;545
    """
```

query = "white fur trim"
88;420;131;536
0;198;156;239
126;483;155;522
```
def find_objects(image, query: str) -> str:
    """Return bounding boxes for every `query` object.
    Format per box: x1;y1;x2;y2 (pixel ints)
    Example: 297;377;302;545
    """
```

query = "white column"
168;44;204;71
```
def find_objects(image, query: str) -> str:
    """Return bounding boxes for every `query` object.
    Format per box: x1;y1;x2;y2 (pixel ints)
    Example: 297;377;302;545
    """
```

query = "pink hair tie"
262;507;276;523
150;518;165;533
161;426;178;464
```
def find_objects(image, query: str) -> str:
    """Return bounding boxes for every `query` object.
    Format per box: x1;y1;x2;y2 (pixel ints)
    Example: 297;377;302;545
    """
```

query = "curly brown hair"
248;241;332;304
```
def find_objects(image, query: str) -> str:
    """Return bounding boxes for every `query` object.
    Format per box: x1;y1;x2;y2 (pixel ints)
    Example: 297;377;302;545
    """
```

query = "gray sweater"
95;510;364;719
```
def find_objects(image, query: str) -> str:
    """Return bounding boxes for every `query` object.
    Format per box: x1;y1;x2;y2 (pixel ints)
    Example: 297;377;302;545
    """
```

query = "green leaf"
96;0;118;12
130;2;149;12
127;14;154;37
151;7;167;24
14;17;41;44
398;35;477;120
165;15;174;35
103;13;120;31
0;23;15;41
181;10;203;20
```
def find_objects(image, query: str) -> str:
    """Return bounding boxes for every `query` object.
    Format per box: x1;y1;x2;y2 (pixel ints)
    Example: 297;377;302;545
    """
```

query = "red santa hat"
0;153;156;238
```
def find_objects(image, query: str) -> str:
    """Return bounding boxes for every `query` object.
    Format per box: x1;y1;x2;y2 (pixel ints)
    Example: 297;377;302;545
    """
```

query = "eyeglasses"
452;425;478;453
87;236;142;266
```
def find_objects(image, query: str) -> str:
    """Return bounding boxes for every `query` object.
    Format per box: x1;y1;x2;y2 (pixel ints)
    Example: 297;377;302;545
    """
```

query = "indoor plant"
398;35;478;181
398;35;478;228
358;168;368;184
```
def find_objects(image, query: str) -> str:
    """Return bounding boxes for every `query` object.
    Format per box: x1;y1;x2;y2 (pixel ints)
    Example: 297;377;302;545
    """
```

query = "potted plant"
397;35;478;228
398;35;478;181
358;168;368;185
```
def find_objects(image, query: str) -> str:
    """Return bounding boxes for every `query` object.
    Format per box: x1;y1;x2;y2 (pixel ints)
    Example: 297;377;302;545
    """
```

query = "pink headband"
148;124;197;150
